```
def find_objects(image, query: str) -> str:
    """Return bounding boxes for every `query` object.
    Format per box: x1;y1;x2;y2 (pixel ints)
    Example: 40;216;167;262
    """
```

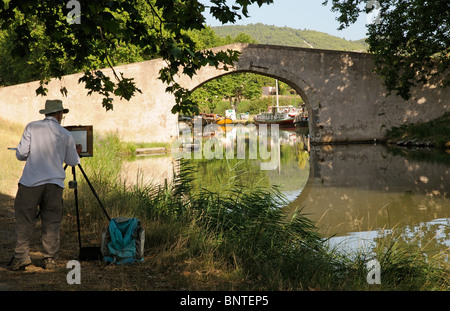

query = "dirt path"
0;192;235;291
0;194;16;290
0;193;169;291
0;194;94;290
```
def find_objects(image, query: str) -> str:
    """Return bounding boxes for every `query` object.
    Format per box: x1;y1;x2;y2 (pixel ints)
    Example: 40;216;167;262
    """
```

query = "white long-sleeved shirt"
16;116;80;188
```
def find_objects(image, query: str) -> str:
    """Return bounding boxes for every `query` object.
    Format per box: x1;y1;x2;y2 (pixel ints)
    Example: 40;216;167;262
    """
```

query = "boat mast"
275;79;279;109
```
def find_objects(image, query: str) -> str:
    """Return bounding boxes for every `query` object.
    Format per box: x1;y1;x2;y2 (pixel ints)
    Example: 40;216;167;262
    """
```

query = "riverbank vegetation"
385;112;450;149
59;132;448;291
1;119;449;291
1;120;448;290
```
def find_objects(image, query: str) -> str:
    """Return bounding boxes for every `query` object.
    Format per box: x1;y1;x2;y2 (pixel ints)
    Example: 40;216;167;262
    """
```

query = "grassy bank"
0;119;25;197
1;122;448;290
385;112;450;149
67;132;449;291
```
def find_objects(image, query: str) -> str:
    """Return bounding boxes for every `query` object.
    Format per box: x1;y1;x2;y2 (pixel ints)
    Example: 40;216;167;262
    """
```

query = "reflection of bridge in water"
287;144;450;256
120;132;449;257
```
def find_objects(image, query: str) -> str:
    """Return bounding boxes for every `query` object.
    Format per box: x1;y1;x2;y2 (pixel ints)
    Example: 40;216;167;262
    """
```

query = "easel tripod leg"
77;164;111;221
72;166;82;251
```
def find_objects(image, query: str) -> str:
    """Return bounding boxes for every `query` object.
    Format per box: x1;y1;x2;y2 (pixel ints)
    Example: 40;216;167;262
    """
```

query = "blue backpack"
101;217;145;264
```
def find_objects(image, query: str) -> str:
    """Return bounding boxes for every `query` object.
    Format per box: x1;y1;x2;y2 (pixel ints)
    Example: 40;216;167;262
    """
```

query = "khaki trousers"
14;183;64;262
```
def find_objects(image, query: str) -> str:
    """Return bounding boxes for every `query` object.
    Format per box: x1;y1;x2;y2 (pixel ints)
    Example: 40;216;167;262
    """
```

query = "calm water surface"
292;141;449;259
124;129;450;258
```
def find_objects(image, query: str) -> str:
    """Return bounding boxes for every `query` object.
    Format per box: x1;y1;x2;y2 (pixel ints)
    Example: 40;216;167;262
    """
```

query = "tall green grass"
0;118;26;196
385;112;450;148
66;132;449;290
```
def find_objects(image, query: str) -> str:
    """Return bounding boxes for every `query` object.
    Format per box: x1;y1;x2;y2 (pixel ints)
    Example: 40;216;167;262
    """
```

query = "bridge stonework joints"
1;43;448;144
182;43;449;143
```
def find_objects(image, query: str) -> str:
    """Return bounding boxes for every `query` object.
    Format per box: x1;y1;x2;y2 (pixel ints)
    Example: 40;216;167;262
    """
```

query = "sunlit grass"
0;118;25;197
386;112;450;148
68;133;449;290
3;128;447;290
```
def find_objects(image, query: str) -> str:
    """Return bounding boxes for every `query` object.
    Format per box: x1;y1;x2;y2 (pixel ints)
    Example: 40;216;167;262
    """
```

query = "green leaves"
209;0;273;24
324;0;449;100
78;70;141;111
115;73;142;101
0;0;274;113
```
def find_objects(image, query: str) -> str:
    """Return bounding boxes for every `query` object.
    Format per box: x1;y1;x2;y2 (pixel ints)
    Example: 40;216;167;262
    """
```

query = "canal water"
123;128;450;259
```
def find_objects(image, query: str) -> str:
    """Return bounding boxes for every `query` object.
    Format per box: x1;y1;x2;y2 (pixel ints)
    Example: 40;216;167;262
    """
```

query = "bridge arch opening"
188;70;311;131
183;70;312;209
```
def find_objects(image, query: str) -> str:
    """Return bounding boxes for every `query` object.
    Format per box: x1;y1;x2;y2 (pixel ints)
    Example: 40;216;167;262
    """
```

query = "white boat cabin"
256;106;298;121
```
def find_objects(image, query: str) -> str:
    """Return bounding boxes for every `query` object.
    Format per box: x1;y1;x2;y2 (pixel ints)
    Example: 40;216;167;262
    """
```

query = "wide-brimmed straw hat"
39;99;69;114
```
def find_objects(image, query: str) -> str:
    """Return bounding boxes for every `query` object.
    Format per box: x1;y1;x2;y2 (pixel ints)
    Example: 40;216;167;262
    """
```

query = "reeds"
63;132;449;291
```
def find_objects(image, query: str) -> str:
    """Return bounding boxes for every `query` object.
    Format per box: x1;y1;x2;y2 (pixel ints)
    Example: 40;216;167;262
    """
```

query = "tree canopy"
190;73;263;113
1;0;447;113
0;0;273;114
324;0;449;100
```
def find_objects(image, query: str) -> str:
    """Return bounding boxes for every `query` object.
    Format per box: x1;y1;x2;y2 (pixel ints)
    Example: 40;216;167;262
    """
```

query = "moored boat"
294;112;309;128
198;113;217;124
215;116;233;125
253;106;297;127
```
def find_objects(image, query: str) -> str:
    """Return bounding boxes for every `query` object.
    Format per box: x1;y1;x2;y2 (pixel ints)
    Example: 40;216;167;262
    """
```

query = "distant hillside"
212;23;368;52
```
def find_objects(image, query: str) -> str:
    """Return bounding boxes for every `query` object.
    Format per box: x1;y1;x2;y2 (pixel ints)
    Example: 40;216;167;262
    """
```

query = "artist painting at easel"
8;99;81;271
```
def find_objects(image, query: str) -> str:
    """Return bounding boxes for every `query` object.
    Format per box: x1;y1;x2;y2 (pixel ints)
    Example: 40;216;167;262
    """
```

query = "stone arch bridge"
1;43;448;143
